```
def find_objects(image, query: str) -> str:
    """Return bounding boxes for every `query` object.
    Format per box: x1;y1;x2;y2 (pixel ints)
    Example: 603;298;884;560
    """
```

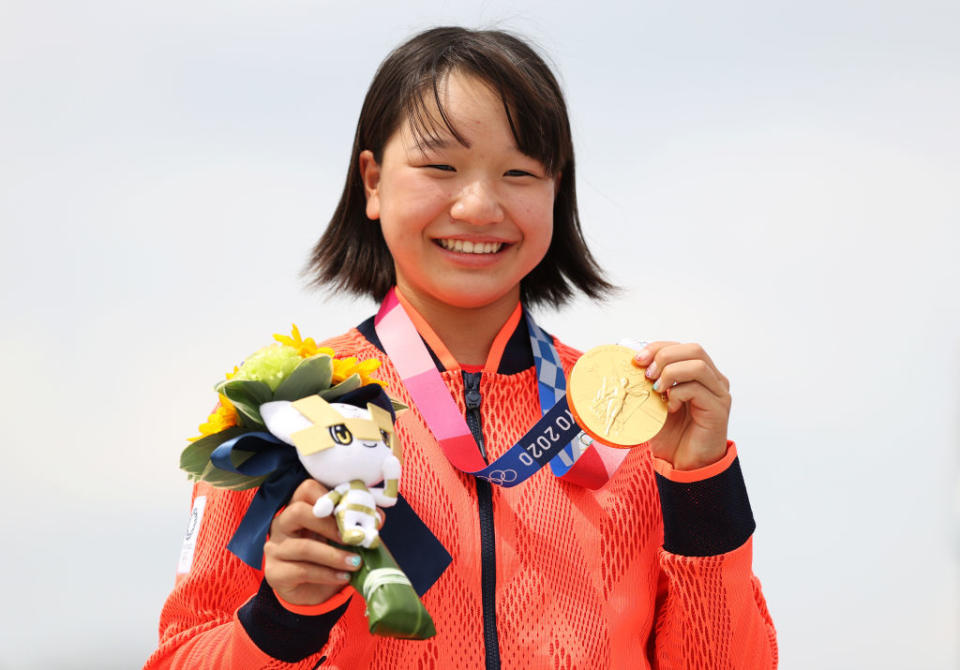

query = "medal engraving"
568;345;667;447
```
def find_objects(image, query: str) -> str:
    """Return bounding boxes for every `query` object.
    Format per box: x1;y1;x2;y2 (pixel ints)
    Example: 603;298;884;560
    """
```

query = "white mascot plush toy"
260;395;402;548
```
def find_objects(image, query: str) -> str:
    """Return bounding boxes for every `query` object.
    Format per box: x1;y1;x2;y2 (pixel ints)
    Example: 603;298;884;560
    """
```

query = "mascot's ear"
261;400;312;445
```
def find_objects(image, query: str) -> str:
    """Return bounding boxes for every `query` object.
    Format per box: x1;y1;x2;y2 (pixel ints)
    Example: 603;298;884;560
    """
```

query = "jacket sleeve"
143;483;349;670
649;444;779;668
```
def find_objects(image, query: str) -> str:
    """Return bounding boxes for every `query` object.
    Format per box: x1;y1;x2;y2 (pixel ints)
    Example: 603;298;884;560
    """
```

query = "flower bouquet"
180;325;436;640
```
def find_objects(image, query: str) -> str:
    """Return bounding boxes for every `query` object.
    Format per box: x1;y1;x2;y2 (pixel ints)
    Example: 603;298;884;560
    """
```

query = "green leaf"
179;426;247;477
318;373;362;401
273;354;334;401
199;450;269;491
215;379;273;428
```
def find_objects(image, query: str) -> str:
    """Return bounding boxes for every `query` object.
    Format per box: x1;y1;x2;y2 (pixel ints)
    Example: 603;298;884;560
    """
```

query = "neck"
395;283;520;367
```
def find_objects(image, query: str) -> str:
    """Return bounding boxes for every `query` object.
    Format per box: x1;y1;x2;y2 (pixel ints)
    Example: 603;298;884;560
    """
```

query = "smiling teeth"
438;239;503;254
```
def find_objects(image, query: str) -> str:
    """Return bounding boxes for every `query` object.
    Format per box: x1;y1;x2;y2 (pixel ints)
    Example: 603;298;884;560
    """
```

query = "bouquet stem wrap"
347;542;436;639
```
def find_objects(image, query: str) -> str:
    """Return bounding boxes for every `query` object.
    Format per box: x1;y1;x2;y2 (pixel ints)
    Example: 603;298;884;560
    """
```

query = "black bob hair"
306;26;614;307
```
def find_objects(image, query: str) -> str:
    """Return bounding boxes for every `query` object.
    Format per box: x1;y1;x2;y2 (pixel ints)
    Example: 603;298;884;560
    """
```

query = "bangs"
400;64;569;176
404;77;470;154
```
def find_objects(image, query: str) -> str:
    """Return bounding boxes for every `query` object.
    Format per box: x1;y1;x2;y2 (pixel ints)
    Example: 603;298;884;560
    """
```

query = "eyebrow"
415;135;466;152
409;124;525;156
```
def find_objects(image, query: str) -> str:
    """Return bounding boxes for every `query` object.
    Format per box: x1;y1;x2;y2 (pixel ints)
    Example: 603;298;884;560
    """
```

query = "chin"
432;283;520;310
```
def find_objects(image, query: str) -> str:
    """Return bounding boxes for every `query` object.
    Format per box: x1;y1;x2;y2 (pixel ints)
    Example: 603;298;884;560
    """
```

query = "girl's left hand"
632;342;731;471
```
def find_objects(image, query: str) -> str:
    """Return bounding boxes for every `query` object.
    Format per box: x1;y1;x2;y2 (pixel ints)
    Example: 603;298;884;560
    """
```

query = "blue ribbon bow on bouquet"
208;432;308;568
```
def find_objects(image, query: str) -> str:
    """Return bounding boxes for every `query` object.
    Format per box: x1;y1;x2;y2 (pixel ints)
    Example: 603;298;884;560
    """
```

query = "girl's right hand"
263;479;365;606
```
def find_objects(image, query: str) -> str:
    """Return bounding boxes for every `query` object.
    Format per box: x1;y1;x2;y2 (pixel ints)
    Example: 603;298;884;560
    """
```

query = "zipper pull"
463;371;482;410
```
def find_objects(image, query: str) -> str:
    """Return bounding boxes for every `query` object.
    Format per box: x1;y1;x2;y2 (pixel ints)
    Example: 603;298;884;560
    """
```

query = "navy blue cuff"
655;456;756;557
238;579;349;663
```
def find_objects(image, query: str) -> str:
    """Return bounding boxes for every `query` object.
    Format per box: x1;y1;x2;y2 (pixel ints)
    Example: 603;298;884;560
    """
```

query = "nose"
450;179;504;225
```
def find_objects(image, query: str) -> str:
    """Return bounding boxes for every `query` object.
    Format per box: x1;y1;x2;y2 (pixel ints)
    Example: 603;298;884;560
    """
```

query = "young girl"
146;27;777;669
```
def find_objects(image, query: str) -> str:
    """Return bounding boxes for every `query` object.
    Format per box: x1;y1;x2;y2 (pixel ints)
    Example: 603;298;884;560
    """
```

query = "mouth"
434;238;507;254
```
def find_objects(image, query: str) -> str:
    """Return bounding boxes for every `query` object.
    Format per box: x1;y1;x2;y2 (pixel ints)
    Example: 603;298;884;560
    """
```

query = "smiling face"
360;73;557;312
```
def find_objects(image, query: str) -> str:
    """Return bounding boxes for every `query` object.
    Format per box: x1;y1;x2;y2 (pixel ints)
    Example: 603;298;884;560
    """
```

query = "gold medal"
568;344;667;448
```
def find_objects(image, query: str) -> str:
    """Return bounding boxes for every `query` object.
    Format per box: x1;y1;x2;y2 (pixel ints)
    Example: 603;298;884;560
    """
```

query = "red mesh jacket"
145;318;777;669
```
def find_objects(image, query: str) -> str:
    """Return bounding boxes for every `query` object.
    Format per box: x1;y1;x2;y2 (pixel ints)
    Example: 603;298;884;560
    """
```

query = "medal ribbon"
374;287;626;488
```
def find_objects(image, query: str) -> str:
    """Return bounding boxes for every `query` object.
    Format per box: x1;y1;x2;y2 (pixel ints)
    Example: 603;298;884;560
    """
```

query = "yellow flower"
273;324;333;359
274;323;384;386
332;355;387;387
188;396;238;442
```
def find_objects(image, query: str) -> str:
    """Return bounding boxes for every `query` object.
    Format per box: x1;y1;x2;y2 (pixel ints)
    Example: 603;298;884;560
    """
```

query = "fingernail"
635;347;651;362
653;379;661;392
645;361;658;379
346;555;362;568
337;571;352;581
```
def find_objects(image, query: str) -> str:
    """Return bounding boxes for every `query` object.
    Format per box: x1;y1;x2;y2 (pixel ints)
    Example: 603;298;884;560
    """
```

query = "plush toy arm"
370;455;401;507
313;485;347;518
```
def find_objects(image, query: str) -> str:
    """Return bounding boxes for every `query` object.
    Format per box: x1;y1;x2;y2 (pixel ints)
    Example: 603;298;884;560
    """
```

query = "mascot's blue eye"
329;424;353;445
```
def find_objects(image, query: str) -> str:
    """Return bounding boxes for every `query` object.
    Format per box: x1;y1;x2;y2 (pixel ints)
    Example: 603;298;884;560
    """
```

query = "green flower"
232;344;301;391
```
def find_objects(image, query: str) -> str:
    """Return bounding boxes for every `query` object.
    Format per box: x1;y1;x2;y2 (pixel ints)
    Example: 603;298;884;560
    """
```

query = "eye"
380;429;390;443
504;169;535;177
329;424;353;445
425;164;455;172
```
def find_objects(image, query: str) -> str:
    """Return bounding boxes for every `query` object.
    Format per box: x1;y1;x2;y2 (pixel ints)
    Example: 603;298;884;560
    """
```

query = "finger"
266;559;355;588
266;536;363;573
717;370;730;390
653;359;728;398
272;479;339;540
629;340;674;367
289;478;330;505
664;380;731;416
271;500;342;543
651;342;718;373
642;342;721;384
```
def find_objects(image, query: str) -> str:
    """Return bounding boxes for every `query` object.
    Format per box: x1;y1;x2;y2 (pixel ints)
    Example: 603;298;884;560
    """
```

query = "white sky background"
1;1;958;668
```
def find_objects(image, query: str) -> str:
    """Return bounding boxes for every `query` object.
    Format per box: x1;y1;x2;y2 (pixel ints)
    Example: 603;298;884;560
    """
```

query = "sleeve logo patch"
177;496;207;574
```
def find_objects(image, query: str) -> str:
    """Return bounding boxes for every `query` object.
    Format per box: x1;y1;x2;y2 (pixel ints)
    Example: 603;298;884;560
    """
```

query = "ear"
359;149;382;221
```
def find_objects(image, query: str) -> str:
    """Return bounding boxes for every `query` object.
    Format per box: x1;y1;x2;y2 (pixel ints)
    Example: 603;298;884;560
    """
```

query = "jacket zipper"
463;370;501;670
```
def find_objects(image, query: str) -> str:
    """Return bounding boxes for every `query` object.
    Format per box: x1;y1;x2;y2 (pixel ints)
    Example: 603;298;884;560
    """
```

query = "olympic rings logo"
485;469;518;485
